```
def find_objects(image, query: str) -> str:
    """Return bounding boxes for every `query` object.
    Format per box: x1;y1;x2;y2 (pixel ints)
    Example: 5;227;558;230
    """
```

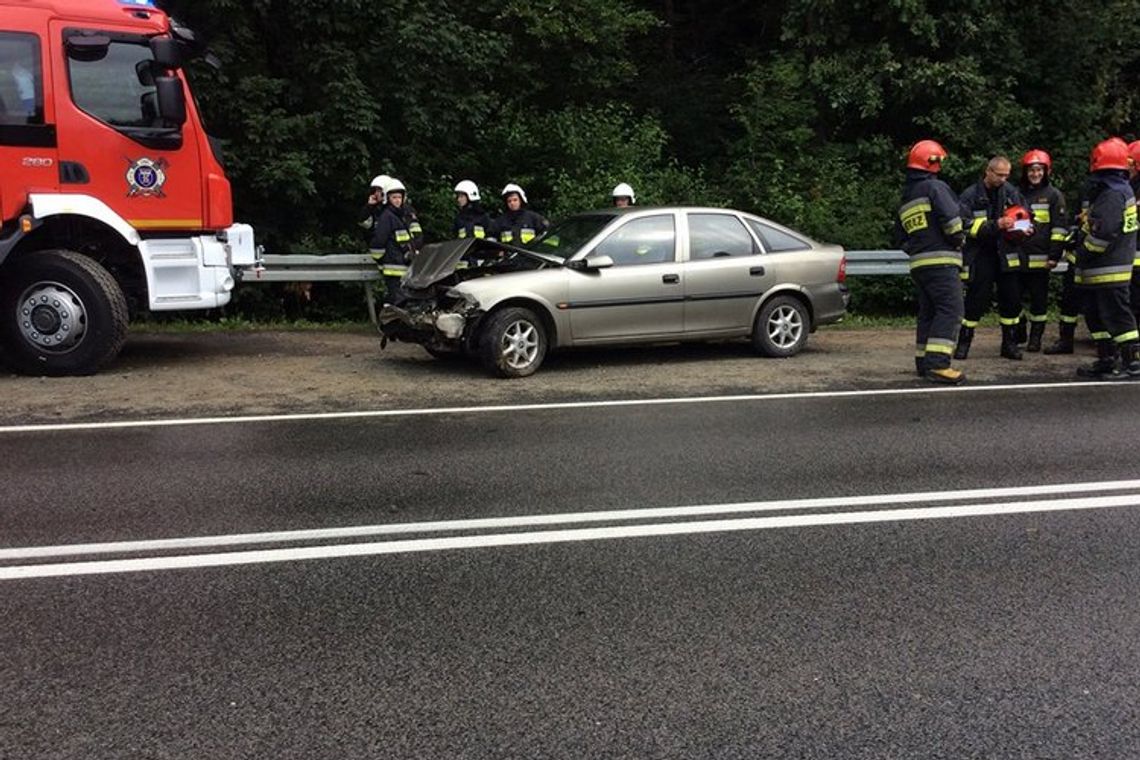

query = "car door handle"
750;266;766;276
662;274;680;284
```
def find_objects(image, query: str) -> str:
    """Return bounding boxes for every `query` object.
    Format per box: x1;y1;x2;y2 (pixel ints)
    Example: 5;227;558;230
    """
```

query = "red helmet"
1090;137;1131;171
1002;205;1033;242
907;140;948;172
1021;149;1052;170
1129;141;1140;170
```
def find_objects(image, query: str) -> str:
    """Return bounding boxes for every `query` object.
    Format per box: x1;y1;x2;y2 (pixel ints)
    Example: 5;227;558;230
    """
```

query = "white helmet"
385;178;406;199
612;182;636;205
501;183;528;205
371;174;392;193
454;180;481;202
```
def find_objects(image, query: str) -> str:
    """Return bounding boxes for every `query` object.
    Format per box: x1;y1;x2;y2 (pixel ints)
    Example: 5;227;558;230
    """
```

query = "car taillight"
837;255;847;284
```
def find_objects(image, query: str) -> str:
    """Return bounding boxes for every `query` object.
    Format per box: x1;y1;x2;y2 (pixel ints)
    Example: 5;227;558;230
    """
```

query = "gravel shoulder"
0;325;1093;425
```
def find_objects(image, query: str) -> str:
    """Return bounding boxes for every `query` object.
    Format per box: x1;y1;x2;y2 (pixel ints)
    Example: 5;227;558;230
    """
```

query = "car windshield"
520;214;616;258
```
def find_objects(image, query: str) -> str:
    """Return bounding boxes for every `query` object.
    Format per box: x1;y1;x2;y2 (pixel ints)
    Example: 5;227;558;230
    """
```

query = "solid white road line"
5;478;1140;561
3;493;1139;580
0;381;1132;435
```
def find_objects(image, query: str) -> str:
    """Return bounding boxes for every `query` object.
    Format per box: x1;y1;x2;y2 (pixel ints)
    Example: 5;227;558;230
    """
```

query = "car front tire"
478;306;548;378
751;294;809;358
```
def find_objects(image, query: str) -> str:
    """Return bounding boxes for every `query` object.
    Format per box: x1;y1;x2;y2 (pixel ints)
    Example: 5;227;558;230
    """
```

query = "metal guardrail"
241;250;1067;323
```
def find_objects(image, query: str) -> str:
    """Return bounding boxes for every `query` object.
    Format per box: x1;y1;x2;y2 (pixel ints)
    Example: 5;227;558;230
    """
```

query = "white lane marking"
6;478;1140;561
3;493;1138;580
0;381;1131;435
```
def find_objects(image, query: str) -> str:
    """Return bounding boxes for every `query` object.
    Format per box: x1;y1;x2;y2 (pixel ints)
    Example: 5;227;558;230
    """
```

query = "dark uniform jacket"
894;169;964;270
1019;182;1068;268
1075;170;1138;288
371;204;420;273
453;203;492;240
959;180;1026;272
491;208;548;245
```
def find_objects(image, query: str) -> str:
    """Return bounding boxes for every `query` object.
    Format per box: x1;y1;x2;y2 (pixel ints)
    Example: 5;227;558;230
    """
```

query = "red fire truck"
0;0;257;375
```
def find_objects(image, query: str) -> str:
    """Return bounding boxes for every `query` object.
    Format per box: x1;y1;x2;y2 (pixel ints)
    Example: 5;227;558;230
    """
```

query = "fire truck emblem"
125;157;168;198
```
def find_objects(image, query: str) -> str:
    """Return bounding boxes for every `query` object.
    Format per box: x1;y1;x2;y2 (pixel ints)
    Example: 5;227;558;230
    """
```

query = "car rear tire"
478;306;547;378
0;250;129;376
751;294;809;358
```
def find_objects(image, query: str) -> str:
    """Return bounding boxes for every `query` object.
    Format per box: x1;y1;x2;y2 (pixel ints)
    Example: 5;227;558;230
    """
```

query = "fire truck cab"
0;0;257;375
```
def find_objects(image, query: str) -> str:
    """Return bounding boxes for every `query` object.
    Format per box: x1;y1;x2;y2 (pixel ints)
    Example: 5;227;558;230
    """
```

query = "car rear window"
688;214;756;259
747;219;810;252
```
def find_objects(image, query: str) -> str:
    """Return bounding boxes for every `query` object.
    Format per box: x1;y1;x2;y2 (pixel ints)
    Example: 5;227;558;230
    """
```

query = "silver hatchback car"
379;207;849;377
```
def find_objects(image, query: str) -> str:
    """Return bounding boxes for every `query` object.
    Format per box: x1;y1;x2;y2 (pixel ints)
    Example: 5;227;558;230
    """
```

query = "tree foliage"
164;0;1140;314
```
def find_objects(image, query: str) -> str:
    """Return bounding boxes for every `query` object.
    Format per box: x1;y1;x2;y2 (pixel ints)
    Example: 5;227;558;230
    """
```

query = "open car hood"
404;239;563;290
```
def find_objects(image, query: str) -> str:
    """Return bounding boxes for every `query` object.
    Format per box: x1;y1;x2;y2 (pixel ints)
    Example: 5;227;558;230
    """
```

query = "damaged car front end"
378;238;561;356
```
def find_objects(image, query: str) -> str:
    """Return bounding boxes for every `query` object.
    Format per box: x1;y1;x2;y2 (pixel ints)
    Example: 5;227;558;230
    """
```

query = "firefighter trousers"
1058;266;1080;323
1082;285;1139;343
1131;268;1140;323
964;251;1021;324
1019;270;1050;323
913;265;964;370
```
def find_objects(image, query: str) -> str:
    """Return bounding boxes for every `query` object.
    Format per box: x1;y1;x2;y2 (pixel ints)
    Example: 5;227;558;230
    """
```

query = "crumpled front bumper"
378;293;483;347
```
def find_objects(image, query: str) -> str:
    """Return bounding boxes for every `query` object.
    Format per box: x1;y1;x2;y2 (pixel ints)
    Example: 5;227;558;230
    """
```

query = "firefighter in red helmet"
894;139;967;384
955;155;1029;360
1016;149;1068;352
1127;140;1140;325
1073;138;1140;378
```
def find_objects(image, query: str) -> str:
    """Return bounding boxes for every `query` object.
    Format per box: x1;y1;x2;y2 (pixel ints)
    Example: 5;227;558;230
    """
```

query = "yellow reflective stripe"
1083;237;1108;253
969;218;986;237
1060;315;1080;324
1064;252;1077;264
1076;271;1132;285
1125;203;1138;234
962;320;979;328
1028;313;1049;323
1006;254;1021;267
521;229;536;243
1114;330;1140;343
999;317;1020;326
369;251;383;261
925;342;954;355
960;269;970;280
1032;210;1050;224
409;223;423;235
474;226;486;239
500;231;514;242
1092;331;1112;340
395;230;412;243
1050;228;1068;241
942;218;963;235
381;267;408;276
457;229;467;239
909;257;963;270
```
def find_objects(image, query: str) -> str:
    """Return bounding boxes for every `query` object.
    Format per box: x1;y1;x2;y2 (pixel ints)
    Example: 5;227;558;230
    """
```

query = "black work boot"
1122;342;1140;379
1027;322;1046;353
1015;317;1028;345
953;325;974;360
1077;340;1119;379
1000;324;1023;360
1044;322;1076;354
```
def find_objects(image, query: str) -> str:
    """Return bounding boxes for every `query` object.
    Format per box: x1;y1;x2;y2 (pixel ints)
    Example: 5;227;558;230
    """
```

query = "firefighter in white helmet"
612;182;636;208
453;180;491;240
369;179;422;303
359;174;393;235
491;183;548;245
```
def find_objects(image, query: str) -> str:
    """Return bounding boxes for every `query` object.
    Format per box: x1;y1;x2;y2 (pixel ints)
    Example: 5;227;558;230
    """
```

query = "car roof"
575;206;816;241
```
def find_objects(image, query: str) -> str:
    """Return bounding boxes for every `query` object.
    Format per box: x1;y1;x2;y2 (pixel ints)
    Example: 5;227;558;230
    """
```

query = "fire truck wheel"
0;250;129;376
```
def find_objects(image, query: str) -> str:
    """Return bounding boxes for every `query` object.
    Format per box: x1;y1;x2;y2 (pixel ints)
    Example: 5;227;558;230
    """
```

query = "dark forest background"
162;0;1140;318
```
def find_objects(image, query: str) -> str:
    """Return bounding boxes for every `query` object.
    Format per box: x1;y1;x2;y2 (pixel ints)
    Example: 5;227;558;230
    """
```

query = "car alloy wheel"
766;303;803;349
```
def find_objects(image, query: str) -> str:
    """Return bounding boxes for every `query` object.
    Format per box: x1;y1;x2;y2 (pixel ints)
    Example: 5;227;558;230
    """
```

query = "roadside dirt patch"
0;326;1094;424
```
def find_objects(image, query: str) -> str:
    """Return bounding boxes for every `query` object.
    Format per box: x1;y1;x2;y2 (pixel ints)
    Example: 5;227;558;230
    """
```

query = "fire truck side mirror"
155;76;187;127
150;37;182;69
65;34;111;63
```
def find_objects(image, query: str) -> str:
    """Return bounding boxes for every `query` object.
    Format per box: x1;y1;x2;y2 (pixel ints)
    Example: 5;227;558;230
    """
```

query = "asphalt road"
4;383;1140;758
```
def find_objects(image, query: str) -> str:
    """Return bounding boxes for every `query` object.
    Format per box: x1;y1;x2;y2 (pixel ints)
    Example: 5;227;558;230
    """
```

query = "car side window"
747;219;810;252
688;213;756;260
0;32;43;125
592;215;676;266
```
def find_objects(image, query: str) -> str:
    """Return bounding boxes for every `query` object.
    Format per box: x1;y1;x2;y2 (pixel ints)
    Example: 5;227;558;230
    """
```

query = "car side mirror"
150;37;182;69
582;255;614;270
